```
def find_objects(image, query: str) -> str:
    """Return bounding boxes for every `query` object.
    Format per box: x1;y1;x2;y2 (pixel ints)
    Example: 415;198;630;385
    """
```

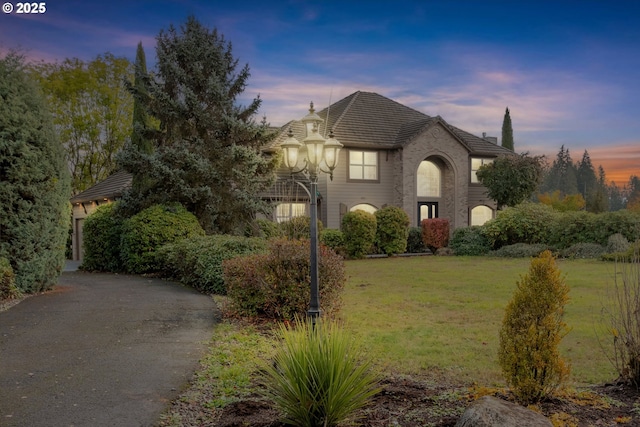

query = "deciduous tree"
476;153;544;209
32;53;133;194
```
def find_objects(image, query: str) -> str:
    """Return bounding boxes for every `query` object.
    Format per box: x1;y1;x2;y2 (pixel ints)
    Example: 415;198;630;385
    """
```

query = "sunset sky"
2;0;638;185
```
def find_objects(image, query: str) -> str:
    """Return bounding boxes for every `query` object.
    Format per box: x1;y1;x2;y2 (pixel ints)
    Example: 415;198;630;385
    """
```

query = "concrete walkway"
0;271;218;427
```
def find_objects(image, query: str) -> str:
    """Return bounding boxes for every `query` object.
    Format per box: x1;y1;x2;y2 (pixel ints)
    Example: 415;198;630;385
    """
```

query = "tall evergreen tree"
541;145;578;196
130;42;152;155
117;16;277;233
576;150;597;211
501;107;514;151
0;52;71;292
590;165;609;213
608;182;625;212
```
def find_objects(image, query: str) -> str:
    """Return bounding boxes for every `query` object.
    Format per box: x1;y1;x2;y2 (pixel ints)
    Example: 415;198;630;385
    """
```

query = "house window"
471;205;493;226
349;150;378;181
417;160;441;197
471;158;493;183
276;203;306;223
350;203;377;214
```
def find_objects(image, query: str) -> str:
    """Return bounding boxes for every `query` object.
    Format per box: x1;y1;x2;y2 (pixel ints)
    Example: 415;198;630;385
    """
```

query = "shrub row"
223;239;345;320
158;235;267;294
81;203;205;274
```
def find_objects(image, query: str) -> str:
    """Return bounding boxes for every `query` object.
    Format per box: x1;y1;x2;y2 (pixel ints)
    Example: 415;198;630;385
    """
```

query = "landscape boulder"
455;396;553;427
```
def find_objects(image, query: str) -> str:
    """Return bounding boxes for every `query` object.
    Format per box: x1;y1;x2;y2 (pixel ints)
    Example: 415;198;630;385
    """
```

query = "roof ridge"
332;90;361;130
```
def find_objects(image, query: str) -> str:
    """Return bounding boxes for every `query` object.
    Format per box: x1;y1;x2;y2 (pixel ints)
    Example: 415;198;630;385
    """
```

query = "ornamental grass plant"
260;317;381;427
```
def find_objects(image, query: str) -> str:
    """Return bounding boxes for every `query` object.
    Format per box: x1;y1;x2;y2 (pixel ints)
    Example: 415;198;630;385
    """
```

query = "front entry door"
418;202;438;225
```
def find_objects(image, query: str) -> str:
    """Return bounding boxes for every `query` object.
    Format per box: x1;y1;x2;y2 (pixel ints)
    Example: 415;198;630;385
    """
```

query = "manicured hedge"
158;234;267;294
320;229;345;254
375;206;410;255
120;204;205;274
81;203;125;272
223;239;345;320
341;210;377;259
421;218;450;253
482;202;556;249
406;227;428;254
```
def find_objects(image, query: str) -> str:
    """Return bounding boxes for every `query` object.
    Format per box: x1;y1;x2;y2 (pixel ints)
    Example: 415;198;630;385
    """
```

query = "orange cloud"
588;144;640;186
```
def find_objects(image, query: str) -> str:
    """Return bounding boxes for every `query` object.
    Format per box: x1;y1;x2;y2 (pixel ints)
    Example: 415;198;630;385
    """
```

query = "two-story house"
267;91;512;229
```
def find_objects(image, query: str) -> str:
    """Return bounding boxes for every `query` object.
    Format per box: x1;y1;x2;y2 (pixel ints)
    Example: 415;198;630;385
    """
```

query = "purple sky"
2;0;639;184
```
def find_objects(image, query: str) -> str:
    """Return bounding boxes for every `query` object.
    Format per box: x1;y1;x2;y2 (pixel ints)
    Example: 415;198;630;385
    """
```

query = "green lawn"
340;256;619;386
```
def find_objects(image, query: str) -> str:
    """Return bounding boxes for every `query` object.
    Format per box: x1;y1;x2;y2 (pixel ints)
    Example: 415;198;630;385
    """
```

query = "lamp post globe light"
280;102;343;322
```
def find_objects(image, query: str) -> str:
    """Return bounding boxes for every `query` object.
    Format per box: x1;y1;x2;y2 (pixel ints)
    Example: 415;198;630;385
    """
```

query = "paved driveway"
0;271;218;427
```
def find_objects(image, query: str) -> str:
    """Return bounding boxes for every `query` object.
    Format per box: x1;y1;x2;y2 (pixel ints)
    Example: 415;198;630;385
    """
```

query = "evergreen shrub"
158;234;267;294
260;318;381;427
255;218;284;239
489;243;551;258
559;243;606;259
0;257;20;300
223;239;346;320
498;250;570;404
0;53;71;293
374;206;410;255
320;229;345;254
450;226;491;256
341;211;377;259
421;218;450;254
406;227;428;254
483;202;556;249
602;241;640;262
81;203;125;272
120;204;205;274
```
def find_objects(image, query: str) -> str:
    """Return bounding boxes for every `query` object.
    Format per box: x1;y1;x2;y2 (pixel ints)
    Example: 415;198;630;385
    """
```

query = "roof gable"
69;170;132;204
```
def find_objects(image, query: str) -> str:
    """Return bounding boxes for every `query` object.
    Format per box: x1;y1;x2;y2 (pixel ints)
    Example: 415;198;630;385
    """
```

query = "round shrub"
450;226;491;256
406;227;428;253
559;243;606;259
81;203;125;272
489;243;551;258
120;204;205;274
255;218;284;239
374;206;410;255
607;233;630;254
341;210;377;259
223;239;346;320
421;218;450;254
158;234;267;294
281;216;323;240
483;202;557;249
320;229;345;254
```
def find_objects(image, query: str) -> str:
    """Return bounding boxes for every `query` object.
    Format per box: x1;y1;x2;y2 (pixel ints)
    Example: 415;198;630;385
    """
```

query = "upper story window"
417;160;441;197
349;150;378;181
471;158;493;183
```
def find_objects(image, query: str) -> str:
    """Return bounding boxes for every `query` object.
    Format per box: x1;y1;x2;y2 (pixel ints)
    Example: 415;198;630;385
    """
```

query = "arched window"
471;205;493;226
350;203;378;214
417;160;441;197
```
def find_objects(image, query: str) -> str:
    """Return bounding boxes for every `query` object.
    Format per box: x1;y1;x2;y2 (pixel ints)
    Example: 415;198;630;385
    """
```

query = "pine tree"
130;42;152;155
0;52;71;293
590;165;609;213
541;145;578;196
577;150;597;211
117;16;277;233
501;107;514;151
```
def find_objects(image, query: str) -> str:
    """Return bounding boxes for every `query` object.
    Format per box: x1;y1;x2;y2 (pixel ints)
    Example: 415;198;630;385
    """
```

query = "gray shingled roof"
69;170;132;204
271;91;512;156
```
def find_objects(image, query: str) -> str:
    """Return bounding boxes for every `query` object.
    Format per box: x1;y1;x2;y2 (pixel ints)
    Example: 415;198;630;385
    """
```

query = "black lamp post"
280;102;343;322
